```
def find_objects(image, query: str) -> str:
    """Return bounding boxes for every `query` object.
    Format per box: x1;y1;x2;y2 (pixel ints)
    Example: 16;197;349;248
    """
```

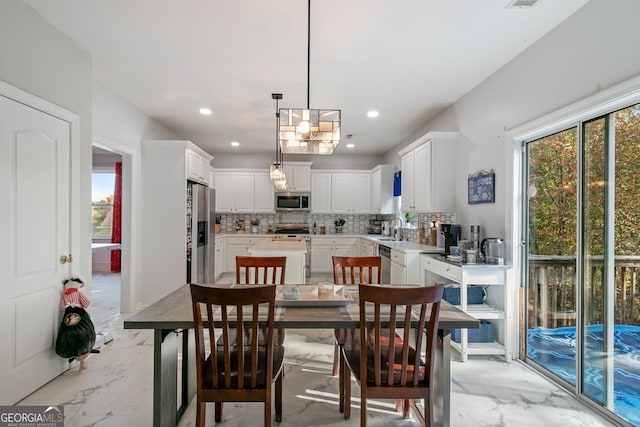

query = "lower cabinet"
214;236;224;280
420;254;512;362
390;259;406;284
311;236;358;273
389;249;422;284
359;238;378;256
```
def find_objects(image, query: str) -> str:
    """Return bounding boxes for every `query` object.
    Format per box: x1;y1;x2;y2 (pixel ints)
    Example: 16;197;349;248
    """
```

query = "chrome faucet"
389;217;404;241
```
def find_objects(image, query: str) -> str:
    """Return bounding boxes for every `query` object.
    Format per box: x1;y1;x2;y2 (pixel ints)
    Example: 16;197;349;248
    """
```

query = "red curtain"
110;162;122;271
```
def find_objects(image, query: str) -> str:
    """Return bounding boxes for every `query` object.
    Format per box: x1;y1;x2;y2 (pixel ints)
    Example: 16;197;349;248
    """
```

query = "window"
92;172;115;239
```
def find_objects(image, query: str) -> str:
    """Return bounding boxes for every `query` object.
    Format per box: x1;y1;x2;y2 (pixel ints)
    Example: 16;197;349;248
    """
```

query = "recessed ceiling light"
230;141;240;147
346;143;355;148
367;110;379;118
199;107;212;115
505;0;539;8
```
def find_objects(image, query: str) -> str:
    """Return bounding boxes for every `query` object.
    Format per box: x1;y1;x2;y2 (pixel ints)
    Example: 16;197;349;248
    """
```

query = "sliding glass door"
525;104;640;425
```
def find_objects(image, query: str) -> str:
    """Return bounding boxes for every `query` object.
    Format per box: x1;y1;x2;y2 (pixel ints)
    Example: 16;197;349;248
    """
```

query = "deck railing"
528;255;640;328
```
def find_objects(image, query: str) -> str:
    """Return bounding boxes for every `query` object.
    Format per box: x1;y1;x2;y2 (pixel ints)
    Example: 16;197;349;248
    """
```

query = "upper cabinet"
253;171;275;212
370;165;396;214
187;147;212;185
213;169;274;213
399;132;458;213
332;172;371;214
282;162;312;191
311;171;332;213
311;166;394;214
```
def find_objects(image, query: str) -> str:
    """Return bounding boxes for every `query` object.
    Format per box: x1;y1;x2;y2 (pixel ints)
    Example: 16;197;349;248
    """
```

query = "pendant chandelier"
269;93;288;190
279;0;341;155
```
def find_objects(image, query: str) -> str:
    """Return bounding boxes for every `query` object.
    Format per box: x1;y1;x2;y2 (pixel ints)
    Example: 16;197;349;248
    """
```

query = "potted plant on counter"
334;218;345;233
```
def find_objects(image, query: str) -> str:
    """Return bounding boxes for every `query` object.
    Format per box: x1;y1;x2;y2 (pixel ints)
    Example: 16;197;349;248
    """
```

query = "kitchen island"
248;238;307;284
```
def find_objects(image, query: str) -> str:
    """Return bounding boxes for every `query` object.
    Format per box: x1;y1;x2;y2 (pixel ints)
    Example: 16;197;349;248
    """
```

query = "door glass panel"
582;106;640;425
581;116;607;406
611;106;640;425
526;128;578;385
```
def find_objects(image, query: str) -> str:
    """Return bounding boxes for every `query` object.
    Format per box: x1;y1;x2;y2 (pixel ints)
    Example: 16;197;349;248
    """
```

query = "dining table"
123;283;479;427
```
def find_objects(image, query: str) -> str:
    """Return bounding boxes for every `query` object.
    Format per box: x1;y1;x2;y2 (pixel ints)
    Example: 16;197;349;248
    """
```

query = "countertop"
366;237;442;254
216;232;444;254
422;253;511;268
248;239;307;253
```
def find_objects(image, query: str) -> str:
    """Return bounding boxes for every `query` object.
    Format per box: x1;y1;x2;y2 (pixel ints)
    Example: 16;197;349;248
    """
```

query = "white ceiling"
24;0;589;155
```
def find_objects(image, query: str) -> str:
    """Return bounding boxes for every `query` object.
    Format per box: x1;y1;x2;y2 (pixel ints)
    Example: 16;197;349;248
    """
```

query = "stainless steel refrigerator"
186;181;215;283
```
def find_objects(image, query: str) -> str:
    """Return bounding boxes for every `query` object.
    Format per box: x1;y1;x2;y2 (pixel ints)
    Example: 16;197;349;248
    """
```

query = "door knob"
59;254;73;264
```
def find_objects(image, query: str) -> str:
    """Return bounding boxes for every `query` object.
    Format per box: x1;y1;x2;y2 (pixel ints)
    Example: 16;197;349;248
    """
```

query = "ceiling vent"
505;0;539;8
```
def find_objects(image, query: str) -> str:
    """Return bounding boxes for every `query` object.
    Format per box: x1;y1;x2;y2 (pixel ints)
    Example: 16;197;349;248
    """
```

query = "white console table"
421;254;512;362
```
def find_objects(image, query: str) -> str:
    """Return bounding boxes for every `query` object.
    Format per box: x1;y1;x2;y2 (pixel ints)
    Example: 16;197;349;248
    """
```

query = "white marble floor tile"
16;273;617;426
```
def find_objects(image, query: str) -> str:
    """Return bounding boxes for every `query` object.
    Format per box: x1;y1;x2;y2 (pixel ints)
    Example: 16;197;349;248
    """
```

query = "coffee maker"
440;224;461;255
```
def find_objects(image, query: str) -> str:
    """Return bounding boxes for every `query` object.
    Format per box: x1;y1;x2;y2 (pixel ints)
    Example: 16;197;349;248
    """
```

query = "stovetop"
274;223;310;235
274;229;309;234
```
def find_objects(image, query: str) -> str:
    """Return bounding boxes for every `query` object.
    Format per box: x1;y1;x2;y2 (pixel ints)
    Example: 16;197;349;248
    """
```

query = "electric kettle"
481;237;505;264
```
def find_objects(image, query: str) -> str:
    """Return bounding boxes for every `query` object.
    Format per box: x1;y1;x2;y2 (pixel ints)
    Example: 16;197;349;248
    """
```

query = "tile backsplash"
216;211;457;242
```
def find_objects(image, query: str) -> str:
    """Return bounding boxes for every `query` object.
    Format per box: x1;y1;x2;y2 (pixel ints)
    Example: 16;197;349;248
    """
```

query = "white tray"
276;285;353;307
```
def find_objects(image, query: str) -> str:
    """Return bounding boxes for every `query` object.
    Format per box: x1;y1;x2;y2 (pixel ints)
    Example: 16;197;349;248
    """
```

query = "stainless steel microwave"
275;192;311;211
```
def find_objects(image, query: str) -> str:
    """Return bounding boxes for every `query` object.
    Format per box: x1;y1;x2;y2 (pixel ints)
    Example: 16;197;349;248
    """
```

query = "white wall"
1;2;181;310
385;0;640;245
212;152;385;170
93;82;178;144
92;82;179;310
0;1;93;283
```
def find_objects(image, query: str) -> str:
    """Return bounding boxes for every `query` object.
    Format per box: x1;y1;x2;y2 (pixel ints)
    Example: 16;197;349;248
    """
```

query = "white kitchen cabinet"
214;169;274;213
370;165;395;214
389;248;412;284
399;132;458;213
224;236;271;273
390;258;406;284
214;235;224;280
140;140;213;301
282;162;312;191
400;151;415;212
420;254;512;362
253;171;275;212
311;172;332;213
331;172;371;214
310;236;358;273
387;248;422;284
187;147;212;185
360;238;378;256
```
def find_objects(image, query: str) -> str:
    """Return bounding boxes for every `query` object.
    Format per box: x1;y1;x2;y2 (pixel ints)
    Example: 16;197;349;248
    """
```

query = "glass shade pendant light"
269;93;287;185
279;0;341;155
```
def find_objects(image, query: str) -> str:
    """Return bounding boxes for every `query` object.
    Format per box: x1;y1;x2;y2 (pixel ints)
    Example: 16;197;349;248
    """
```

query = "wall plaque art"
468;169;495;204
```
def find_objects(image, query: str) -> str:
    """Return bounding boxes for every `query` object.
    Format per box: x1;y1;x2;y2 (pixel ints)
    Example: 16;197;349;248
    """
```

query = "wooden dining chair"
189;283;284;427
233;255;287;352
215;253;286;423
342;283;444;427
236;256;287;285
332;255;382;413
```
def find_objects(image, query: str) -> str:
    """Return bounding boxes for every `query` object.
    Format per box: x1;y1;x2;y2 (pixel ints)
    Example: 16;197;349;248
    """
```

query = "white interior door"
0;95;70;404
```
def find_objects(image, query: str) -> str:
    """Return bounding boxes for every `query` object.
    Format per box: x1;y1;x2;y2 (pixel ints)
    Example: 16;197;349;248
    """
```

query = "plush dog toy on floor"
55;276;96;370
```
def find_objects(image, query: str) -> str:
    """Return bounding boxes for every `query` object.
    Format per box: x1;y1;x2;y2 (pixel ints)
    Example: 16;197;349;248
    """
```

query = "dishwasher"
378;244;391;284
